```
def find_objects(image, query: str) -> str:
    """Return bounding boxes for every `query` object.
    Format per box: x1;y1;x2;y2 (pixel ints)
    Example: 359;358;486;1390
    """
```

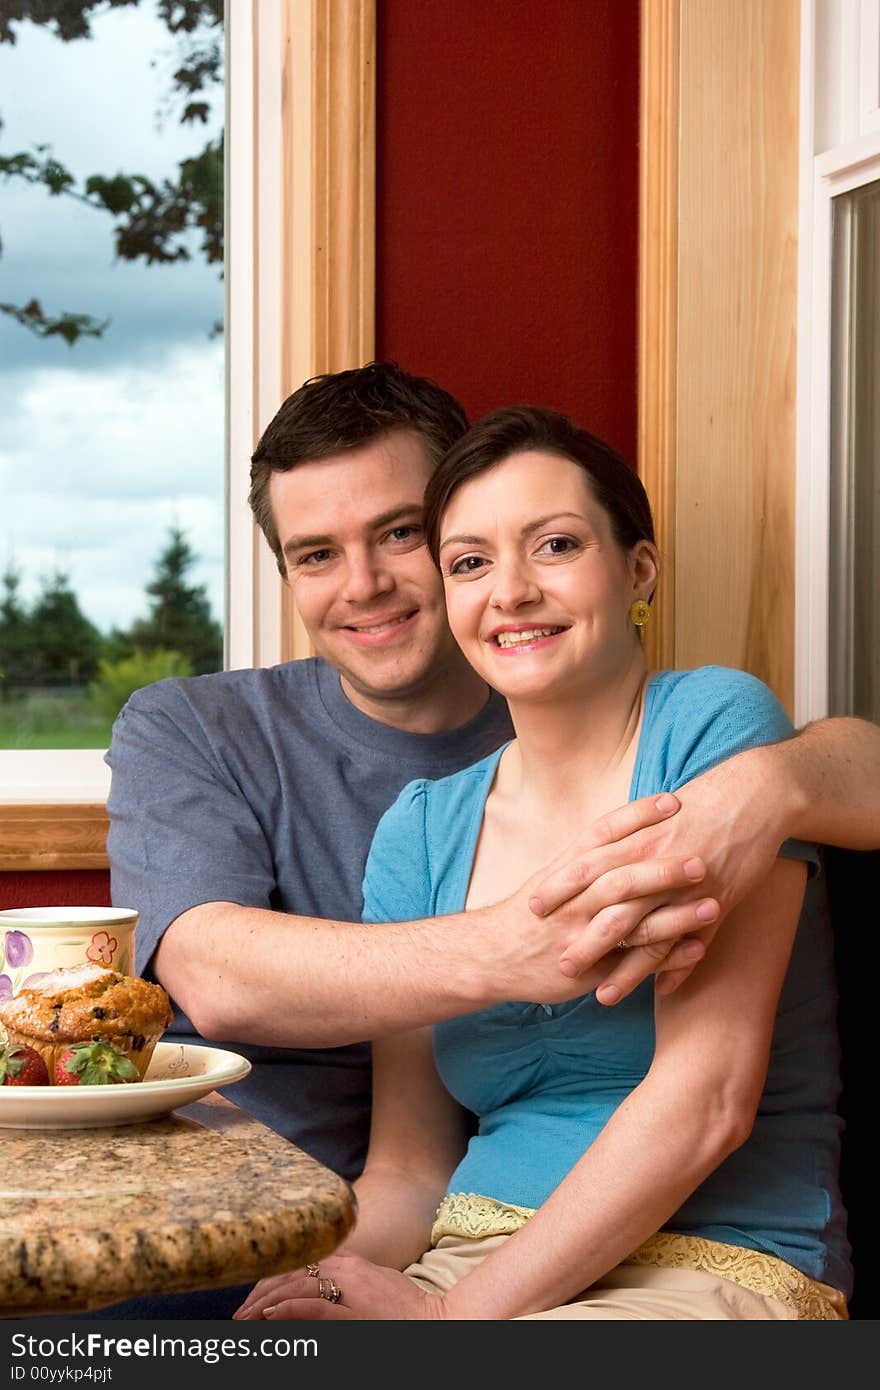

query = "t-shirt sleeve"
648;666;817;872
105;682;278;976
362;779;432;925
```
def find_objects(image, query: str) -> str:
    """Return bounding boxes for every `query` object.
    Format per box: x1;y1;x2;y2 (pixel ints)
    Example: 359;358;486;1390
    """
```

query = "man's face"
270;429;468;718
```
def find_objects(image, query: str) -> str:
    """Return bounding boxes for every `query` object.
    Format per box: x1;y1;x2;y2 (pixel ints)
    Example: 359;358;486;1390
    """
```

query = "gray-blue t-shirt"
104;656;513;1180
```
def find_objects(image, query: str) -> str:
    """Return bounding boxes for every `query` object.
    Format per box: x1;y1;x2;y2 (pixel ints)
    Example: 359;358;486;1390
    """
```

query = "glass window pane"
829;178;880;721
0;3;225;750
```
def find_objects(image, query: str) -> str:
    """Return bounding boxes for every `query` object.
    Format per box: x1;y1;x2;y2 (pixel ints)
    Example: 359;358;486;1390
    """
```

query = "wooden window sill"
0;804;110;871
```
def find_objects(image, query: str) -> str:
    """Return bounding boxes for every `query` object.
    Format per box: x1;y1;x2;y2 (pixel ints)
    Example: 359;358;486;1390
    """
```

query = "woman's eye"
538;535;578;557
448;555;487;576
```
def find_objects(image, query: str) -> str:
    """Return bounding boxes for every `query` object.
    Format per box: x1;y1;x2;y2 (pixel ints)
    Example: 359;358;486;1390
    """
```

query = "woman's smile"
487;623;569;652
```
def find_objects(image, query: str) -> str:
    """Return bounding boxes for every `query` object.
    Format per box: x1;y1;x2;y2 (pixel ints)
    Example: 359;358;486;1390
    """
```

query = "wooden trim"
638;0;680;673
639;0;800;711
0;805;109;871
280;0;376;662
311;0;376;375
674;0;800;712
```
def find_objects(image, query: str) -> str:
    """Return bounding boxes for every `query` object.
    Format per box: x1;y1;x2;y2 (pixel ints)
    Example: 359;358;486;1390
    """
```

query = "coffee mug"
0;907;138;999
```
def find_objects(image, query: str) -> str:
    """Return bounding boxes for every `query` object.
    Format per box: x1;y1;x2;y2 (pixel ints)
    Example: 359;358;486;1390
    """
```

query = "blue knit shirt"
363;667;852;1297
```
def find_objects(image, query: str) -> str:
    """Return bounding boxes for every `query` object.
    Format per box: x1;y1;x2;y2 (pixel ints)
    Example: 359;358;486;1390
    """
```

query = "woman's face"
437;451;658;704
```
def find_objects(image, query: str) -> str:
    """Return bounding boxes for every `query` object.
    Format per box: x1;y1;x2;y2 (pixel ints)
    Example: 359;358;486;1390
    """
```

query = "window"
0;1;224;787
829;178;880;720
796;0;880;723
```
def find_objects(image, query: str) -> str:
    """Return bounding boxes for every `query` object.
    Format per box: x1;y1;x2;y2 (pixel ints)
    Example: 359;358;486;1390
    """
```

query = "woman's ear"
629;540;660;598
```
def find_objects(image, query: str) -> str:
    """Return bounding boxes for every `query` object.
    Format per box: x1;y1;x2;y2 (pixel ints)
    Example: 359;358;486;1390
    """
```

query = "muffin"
0;963;172;1084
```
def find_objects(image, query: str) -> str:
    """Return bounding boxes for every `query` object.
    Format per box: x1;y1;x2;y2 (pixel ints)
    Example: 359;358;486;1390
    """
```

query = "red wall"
376;0;640;460
0;871;111;911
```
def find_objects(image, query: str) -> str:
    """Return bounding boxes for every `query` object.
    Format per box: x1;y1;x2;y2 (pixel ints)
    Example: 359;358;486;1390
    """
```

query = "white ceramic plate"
0;1042;251;1129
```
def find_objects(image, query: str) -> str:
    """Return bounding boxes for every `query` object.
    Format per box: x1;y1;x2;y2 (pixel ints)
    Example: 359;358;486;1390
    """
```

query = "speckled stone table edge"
1;1095;357;1317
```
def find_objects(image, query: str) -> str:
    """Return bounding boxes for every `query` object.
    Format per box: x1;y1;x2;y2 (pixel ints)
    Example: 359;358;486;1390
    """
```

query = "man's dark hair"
250;360;469;576
424;404;656;566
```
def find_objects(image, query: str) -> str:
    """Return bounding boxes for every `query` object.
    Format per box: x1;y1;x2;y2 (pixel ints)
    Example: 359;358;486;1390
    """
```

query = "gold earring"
629;599;651;627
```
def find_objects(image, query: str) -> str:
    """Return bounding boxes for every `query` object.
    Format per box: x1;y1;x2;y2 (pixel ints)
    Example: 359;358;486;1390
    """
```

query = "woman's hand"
232;1249;446;1321
528;744;791;997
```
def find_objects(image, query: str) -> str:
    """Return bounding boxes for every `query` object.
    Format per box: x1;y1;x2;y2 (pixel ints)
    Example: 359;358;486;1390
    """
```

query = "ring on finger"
318;1276;343;1304
616;940;629;951
306;1264;320;1278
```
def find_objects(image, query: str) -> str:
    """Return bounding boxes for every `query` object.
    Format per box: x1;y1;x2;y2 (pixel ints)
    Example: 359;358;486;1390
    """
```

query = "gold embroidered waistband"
431;1192;848;1321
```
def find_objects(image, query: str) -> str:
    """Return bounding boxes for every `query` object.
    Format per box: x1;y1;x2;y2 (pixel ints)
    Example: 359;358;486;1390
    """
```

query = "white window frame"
796;0;880;723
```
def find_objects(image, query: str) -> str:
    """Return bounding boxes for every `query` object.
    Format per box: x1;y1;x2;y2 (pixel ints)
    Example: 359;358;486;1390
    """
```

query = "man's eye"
388;525;421;543
301;549;333;566
448;555;487;576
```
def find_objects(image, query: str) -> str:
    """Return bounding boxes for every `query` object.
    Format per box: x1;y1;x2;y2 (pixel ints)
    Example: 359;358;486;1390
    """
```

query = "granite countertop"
0;1095;357;1317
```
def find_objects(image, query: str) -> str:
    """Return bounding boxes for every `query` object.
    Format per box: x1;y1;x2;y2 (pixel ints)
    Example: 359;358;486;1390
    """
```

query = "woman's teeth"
495;626;564;648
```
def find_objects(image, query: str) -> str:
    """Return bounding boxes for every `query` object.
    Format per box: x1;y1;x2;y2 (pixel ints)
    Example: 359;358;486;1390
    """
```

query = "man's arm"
780;716;880;850
154;794;715;1048
528;715;880;992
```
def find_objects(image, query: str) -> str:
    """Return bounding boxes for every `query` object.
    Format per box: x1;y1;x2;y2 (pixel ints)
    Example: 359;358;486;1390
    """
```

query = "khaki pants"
404;1234;835;1320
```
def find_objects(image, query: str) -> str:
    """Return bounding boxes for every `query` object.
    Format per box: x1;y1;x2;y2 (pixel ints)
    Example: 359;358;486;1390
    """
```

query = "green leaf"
63;1040;140;1085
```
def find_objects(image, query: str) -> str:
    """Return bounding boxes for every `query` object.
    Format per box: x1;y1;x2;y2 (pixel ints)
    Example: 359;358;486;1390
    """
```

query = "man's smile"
342;610;420;642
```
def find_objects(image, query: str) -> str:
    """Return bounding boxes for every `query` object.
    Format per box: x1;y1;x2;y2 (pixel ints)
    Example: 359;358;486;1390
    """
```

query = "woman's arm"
346;1027;470;1271
440;857;807;1320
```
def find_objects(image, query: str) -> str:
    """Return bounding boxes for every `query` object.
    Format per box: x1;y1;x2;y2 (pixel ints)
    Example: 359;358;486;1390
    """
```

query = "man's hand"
529;744;786;1003
492;792;719;1008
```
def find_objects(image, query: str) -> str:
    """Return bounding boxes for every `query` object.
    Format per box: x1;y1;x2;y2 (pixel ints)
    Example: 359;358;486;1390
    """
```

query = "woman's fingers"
561;893;720;1001
528;793;681;914
234;1270;310;1319
560;855;709;934
556;862;718;977
625;898;722;949
591;922;717;1007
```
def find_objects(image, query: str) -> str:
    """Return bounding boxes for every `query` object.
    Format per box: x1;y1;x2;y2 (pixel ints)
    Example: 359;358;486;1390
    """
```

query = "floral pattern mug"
0;907;138;1000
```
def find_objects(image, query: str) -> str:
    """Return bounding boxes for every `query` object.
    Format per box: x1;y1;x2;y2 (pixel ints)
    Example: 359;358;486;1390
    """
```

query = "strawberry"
0;1042;49;1086
55;1039;140;1086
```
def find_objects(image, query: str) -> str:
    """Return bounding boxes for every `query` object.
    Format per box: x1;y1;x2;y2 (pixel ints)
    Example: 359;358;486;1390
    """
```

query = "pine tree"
28;569;104;686
0;563;34;692
127;526;222;675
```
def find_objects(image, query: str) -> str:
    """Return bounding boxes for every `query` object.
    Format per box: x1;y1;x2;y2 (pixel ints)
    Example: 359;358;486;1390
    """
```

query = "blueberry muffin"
0;963;173;1084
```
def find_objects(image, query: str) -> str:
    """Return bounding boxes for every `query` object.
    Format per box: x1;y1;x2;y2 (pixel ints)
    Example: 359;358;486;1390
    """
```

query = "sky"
0;2;225;635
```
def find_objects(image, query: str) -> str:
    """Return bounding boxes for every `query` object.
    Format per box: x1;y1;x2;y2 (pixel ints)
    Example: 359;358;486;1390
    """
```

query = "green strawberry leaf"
1;1045;29;1083
63;1039;140;1085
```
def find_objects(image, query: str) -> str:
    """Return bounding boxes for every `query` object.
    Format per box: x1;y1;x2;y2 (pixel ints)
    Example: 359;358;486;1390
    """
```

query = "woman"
236;406;851;1320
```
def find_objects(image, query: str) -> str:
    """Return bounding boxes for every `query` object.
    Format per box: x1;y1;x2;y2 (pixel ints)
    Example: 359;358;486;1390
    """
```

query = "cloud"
0;340;224;633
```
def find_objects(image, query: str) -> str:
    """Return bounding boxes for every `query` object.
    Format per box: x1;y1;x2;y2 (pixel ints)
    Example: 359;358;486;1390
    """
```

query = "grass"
0;692;115;749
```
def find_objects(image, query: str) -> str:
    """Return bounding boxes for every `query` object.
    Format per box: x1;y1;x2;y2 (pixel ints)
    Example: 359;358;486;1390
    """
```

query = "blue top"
362;667;852;1296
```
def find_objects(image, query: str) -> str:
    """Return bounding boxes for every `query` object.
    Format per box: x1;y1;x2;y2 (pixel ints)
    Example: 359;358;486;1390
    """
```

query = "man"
102;361;878;1317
